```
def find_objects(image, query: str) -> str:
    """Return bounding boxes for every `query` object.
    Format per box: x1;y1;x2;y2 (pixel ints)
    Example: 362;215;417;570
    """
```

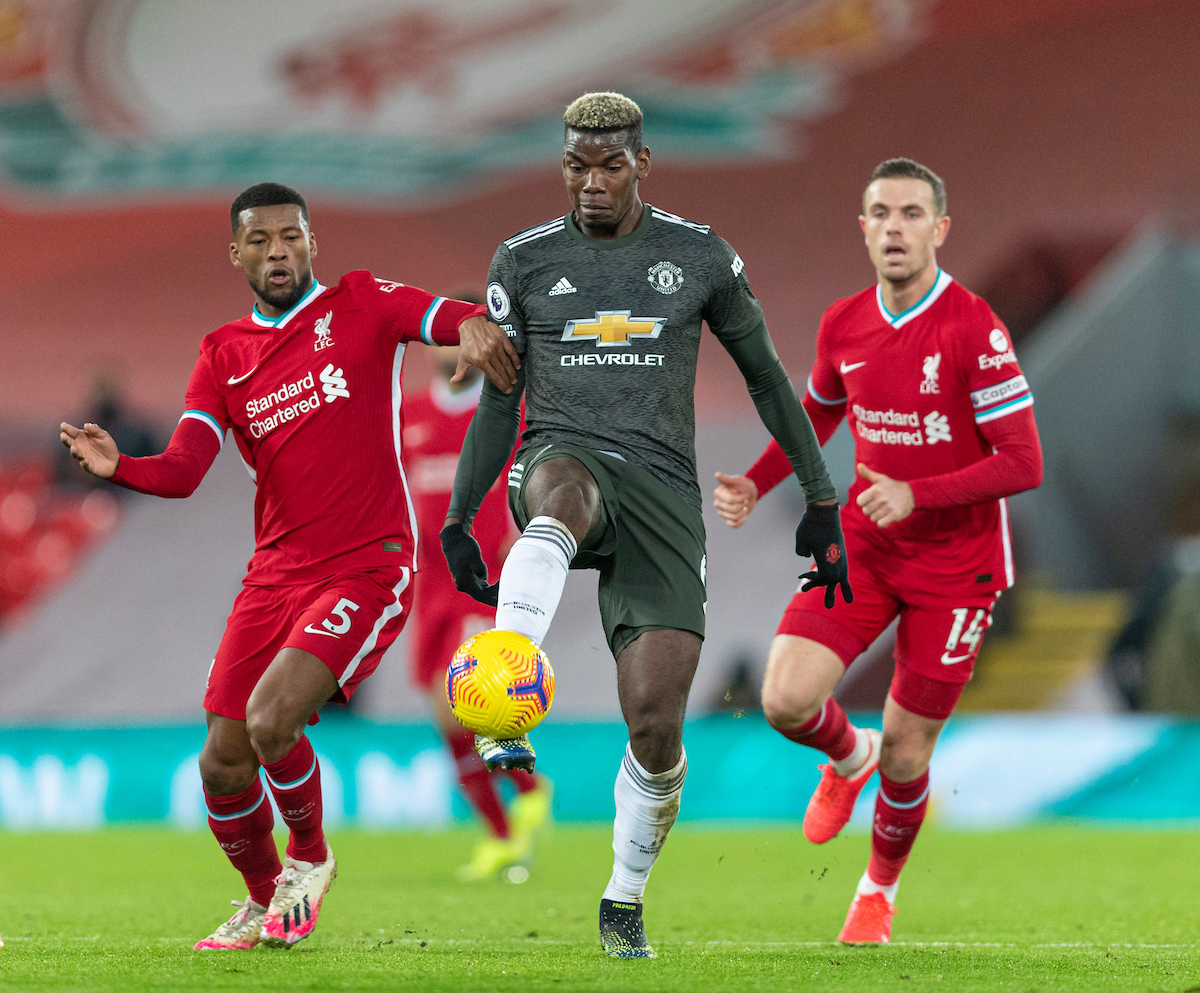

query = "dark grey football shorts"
508;442;707;659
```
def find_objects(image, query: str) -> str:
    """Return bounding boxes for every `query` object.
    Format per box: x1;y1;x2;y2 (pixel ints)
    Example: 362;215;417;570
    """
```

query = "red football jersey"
176;270;483;585
805;271;1033;598
403;376;515;597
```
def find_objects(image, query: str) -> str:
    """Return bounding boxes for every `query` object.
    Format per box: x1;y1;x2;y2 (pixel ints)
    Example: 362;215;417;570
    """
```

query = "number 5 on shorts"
304;597;360;637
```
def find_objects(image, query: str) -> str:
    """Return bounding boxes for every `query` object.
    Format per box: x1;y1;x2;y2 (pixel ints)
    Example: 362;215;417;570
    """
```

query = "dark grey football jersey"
486;204;763;508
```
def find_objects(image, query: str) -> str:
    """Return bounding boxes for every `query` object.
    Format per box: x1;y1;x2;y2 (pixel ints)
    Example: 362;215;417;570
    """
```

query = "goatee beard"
256;271;312;313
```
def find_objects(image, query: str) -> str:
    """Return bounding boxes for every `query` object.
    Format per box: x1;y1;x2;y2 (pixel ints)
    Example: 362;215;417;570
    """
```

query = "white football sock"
831;728;871;776
602;744;687;904
856;868;899;905
494;516;576;645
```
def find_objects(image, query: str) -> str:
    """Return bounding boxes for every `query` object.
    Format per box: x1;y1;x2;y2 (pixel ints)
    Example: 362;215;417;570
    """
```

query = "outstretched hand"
794;502;852;609
59;422;119;479
855;463;914;528
713;471;758;528
456;316;520;394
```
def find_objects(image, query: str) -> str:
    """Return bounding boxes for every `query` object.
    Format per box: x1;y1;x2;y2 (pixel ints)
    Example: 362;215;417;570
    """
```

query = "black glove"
440;523;499;607
794;502;852;609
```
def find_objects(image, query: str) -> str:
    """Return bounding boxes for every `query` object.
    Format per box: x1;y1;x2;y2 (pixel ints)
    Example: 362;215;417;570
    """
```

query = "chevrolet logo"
561;311;666;347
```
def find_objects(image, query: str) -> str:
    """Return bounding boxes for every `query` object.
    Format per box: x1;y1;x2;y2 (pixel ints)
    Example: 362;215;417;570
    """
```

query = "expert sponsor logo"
979;349;1018;371
971;375;1029;410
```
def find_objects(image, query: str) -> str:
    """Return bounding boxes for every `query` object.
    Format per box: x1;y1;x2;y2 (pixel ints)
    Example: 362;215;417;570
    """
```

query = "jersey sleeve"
805;308;848;414
366;273;486;345
110;348;225;498
702;236;764;340
963;314;1034;427
909;405;1043;508
485;244;527;356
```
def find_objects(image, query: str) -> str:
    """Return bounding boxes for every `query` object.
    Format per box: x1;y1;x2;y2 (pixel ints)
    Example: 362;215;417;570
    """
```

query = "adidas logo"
548;277;577;296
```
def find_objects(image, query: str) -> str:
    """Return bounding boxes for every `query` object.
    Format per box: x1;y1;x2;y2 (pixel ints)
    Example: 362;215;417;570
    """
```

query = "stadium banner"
0;0;922;203
0;713;1187;831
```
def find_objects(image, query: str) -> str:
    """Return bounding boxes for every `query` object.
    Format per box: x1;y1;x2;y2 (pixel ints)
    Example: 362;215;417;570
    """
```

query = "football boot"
192;897;267;951
259;844;337;948
599;898;655;958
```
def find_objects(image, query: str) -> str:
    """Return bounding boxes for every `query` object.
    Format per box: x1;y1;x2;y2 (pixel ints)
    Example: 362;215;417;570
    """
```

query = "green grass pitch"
1;825;1197;992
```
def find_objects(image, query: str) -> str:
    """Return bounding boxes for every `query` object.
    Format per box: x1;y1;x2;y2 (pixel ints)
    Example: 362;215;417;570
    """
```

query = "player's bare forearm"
456;316;520;394
59;422;119;479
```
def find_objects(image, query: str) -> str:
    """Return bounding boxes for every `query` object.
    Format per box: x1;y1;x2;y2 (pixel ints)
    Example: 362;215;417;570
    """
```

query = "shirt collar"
249;277;327;329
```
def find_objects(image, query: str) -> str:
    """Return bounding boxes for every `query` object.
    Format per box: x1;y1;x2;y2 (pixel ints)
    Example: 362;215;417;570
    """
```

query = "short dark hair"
230;182;309;234
563;91;643;154
868;158;946;216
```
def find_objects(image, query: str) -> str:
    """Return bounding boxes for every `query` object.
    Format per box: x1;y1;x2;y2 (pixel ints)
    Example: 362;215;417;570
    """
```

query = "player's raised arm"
369;277;519;393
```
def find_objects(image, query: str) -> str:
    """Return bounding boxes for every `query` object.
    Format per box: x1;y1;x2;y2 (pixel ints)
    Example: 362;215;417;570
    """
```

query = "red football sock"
262;736;327;864
868;769;930;886
205;780;281;907
448;729;510;839
772;698;859;762
505;768;539;794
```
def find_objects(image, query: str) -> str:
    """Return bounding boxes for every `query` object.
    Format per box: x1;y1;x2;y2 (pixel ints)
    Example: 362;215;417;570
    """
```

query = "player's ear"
230;242;243;268
309;232;318;260
934;214;950;247
636;145;651;181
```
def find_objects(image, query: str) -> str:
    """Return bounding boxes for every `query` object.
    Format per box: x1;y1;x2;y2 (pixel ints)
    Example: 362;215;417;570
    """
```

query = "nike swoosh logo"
940;651;972;665
227;366;259;385
840;361;867;374
302;624;340;639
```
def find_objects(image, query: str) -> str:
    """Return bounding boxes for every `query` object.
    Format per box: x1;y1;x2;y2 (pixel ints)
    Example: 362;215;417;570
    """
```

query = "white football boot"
259;844;337;948
193;897;267;950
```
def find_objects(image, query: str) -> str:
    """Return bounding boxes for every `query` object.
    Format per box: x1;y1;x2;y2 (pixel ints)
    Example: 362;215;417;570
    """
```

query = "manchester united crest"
648;261;684;295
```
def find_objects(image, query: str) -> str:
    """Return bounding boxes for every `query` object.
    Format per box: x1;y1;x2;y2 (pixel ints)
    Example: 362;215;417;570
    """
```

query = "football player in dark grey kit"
441;92;851;957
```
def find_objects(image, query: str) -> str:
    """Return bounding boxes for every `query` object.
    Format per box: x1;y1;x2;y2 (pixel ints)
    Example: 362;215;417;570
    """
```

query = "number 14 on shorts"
942;607;988;666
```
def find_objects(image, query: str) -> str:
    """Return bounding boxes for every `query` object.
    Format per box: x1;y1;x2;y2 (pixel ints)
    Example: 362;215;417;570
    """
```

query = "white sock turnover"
602;744;687;904
494;516;576;645
831;728;871;776
856;869;899;905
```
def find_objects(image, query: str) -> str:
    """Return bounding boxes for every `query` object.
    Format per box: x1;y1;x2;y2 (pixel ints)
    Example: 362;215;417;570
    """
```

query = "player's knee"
626;710;684;773
245;701;302;766
879;735;933;783
198;746;256;796
761;681;823;730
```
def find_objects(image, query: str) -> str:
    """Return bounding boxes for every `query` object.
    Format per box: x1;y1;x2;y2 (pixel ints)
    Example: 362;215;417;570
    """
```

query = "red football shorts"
777;554;998;721
410;579;495;690
204;566;413;721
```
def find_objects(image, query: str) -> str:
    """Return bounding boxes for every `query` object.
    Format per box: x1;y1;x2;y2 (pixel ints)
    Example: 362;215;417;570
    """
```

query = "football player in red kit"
714;159;1043;942
404;343;552;881
60;183;517;951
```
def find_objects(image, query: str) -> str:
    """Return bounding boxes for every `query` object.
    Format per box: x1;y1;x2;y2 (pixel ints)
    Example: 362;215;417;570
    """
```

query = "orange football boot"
802;727;882;844
837;891;896;944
